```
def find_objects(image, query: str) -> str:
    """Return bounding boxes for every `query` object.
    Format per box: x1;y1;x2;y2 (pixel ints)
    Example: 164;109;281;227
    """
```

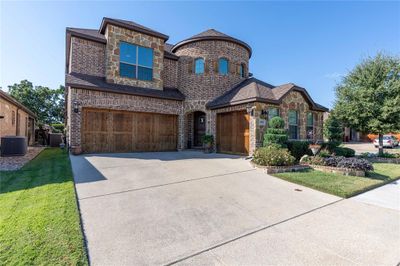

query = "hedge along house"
0;89;37;145
65;17;328;155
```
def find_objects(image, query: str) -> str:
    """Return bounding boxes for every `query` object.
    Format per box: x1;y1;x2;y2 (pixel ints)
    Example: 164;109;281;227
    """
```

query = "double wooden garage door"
82;108;178;153
217;110;250;155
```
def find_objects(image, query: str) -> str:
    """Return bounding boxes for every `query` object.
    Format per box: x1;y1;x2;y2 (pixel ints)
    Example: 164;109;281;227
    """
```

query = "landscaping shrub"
318;149;331;157
378;152;400;158
321;141;341;153
333;147;355;157
253;145;295;166
323;114;343;144
304;155;374;171
51;123;65;133
337;158;374;171
263;117;288;147
286;141;312;161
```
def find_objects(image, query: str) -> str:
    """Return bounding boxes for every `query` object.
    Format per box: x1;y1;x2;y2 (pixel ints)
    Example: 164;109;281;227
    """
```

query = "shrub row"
301;155;373;171
253;144;295;166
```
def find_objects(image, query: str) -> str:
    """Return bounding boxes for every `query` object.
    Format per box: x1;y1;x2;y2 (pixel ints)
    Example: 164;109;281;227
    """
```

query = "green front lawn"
274;163;400;198
0;148;88;265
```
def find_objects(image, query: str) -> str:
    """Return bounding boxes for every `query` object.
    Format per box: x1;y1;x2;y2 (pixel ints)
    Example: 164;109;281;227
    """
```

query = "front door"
193;111;206;147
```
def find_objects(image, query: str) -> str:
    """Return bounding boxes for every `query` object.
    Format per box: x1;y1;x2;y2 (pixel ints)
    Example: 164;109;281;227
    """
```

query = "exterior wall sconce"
246;104;256;116
73;101;79;113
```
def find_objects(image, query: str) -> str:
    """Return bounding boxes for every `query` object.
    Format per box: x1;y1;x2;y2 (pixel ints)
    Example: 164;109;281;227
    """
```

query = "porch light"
73;101;79;113
246;104;255;116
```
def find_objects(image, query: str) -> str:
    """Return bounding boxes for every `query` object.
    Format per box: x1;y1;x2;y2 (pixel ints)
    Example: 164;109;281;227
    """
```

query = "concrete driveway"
70;151;400;265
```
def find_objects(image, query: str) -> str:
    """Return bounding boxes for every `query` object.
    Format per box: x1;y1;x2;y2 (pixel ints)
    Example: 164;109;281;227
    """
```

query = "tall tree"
333;53;400;155
8;80;65;124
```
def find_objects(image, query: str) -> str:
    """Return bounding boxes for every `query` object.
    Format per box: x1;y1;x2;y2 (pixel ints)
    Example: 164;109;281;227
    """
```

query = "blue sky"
1;1;399;108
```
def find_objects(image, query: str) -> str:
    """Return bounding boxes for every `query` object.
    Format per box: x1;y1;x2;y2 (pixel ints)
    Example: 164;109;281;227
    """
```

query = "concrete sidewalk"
352;180;400;211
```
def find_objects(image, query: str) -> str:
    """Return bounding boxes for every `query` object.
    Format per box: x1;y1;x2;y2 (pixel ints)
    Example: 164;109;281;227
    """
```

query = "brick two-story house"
65;17;328;155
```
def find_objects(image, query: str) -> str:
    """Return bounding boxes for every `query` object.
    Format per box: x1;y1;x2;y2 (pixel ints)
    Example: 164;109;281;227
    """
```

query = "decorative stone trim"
308;164;366;177
367;157;400;164
250;161;310;174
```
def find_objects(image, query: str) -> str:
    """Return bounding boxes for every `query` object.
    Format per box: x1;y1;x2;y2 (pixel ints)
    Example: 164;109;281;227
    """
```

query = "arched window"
194;58;204;74
240;63;246;78
218;58;229;75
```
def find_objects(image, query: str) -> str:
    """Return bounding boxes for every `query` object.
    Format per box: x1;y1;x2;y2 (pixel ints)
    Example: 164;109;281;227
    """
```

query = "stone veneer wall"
174;40;249;101
69;36;106;77
67;87;184;154
105;24;164;89
162;58;178;88
253;91;324;149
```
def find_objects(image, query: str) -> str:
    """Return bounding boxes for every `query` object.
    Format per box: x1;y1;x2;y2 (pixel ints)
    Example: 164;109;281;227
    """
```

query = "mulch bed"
0;147;45;171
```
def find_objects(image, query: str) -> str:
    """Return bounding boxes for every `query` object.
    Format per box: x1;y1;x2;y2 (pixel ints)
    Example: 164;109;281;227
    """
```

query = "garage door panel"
82;108;177;153
217;110;249;155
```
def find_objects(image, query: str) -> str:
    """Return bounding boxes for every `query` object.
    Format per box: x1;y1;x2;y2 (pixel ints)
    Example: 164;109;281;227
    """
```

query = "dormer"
99;18;169;90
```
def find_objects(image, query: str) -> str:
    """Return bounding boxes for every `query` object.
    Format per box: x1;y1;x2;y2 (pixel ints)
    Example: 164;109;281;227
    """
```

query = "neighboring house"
65;17;328;155
0;89;36;145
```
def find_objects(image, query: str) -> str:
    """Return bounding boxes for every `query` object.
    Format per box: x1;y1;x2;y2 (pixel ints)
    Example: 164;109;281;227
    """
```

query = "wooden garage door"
217;110;250;155
82;108;178;153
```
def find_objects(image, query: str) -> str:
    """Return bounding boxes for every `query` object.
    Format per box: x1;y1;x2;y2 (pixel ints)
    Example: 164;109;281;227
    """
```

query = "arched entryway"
185;111;206;148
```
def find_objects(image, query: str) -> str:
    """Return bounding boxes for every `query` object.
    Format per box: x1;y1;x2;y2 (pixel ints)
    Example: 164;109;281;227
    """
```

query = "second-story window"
194;58;204;74
120;42;153;81
218;58;228;75
240;63;246;78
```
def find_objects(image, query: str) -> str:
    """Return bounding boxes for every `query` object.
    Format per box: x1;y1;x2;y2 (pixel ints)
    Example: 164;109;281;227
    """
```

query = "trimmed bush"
333;147;355;157
286;141;312;161
304;156;373;171
263;117;288;147
51;123;65;133
253;145;295;166
321;141;340;153
337;158;374;171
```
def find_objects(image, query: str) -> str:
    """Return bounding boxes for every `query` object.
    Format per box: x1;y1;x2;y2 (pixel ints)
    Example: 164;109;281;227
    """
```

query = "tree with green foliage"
8;80;65;124
333;53;400;155
323;113;343;144
263;117;288;147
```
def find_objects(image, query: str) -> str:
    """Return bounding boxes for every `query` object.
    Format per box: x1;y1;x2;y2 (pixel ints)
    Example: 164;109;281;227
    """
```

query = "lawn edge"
68;152;91;266
271;171;400;199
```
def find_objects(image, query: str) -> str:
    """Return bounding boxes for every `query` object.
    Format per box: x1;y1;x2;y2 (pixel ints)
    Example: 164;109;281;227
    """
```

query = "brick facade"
105;24;164;89
0;94;35;145
66;19;326;155
69;37;106;77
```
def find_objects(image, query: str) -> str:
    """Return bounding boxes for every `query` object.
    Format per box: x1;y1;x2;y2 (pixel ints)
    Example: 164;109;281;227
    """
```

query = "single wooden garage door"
217;110;250;155
82;108;178;153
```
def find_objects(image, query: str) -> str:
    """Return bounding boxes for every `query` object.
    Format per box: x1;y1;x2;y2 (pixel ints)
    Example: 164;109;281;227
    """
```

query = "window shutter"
213;60;218;73
188;58;194;73
204;59;209;74
229;62;235;74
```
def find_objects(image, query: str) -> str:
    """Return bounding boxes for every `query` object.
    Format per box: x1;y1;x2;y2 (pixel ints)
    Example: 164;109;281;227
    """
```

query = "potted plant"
202;134;214;153
309;143;321;155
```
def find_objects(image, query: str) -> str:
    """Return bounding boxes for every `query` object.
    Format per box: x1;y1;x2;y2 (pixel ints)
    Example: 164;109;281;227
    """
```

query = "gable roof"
172;29;252;58
66;72;184;101
206;78;329;111
99;17;169;41
0;89;37;118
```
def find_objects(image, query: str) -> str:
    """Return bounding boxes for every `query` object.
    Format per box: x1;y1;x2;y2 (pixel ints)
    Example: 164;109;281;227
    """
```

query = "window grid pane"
219;58;228;75
268;108;279;120
195;58;204;74
120;42;153;81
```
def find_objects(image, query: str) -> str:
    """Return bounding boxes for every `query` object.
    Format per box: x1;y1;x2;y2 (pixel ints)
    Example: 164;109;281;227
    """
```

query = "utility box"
1;136;27;156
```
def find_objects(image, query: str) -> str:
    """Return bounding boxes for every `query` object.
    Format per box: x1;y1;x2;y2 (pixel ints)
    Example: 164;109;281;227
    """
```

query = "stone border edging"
250;161;310;174
307;164;366;177
367;157;400;164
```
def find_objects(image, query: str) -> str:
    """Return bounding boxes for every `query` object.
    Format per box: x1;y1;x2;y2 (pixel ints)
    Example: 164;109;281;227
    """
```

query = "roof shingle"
66;72;184;101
